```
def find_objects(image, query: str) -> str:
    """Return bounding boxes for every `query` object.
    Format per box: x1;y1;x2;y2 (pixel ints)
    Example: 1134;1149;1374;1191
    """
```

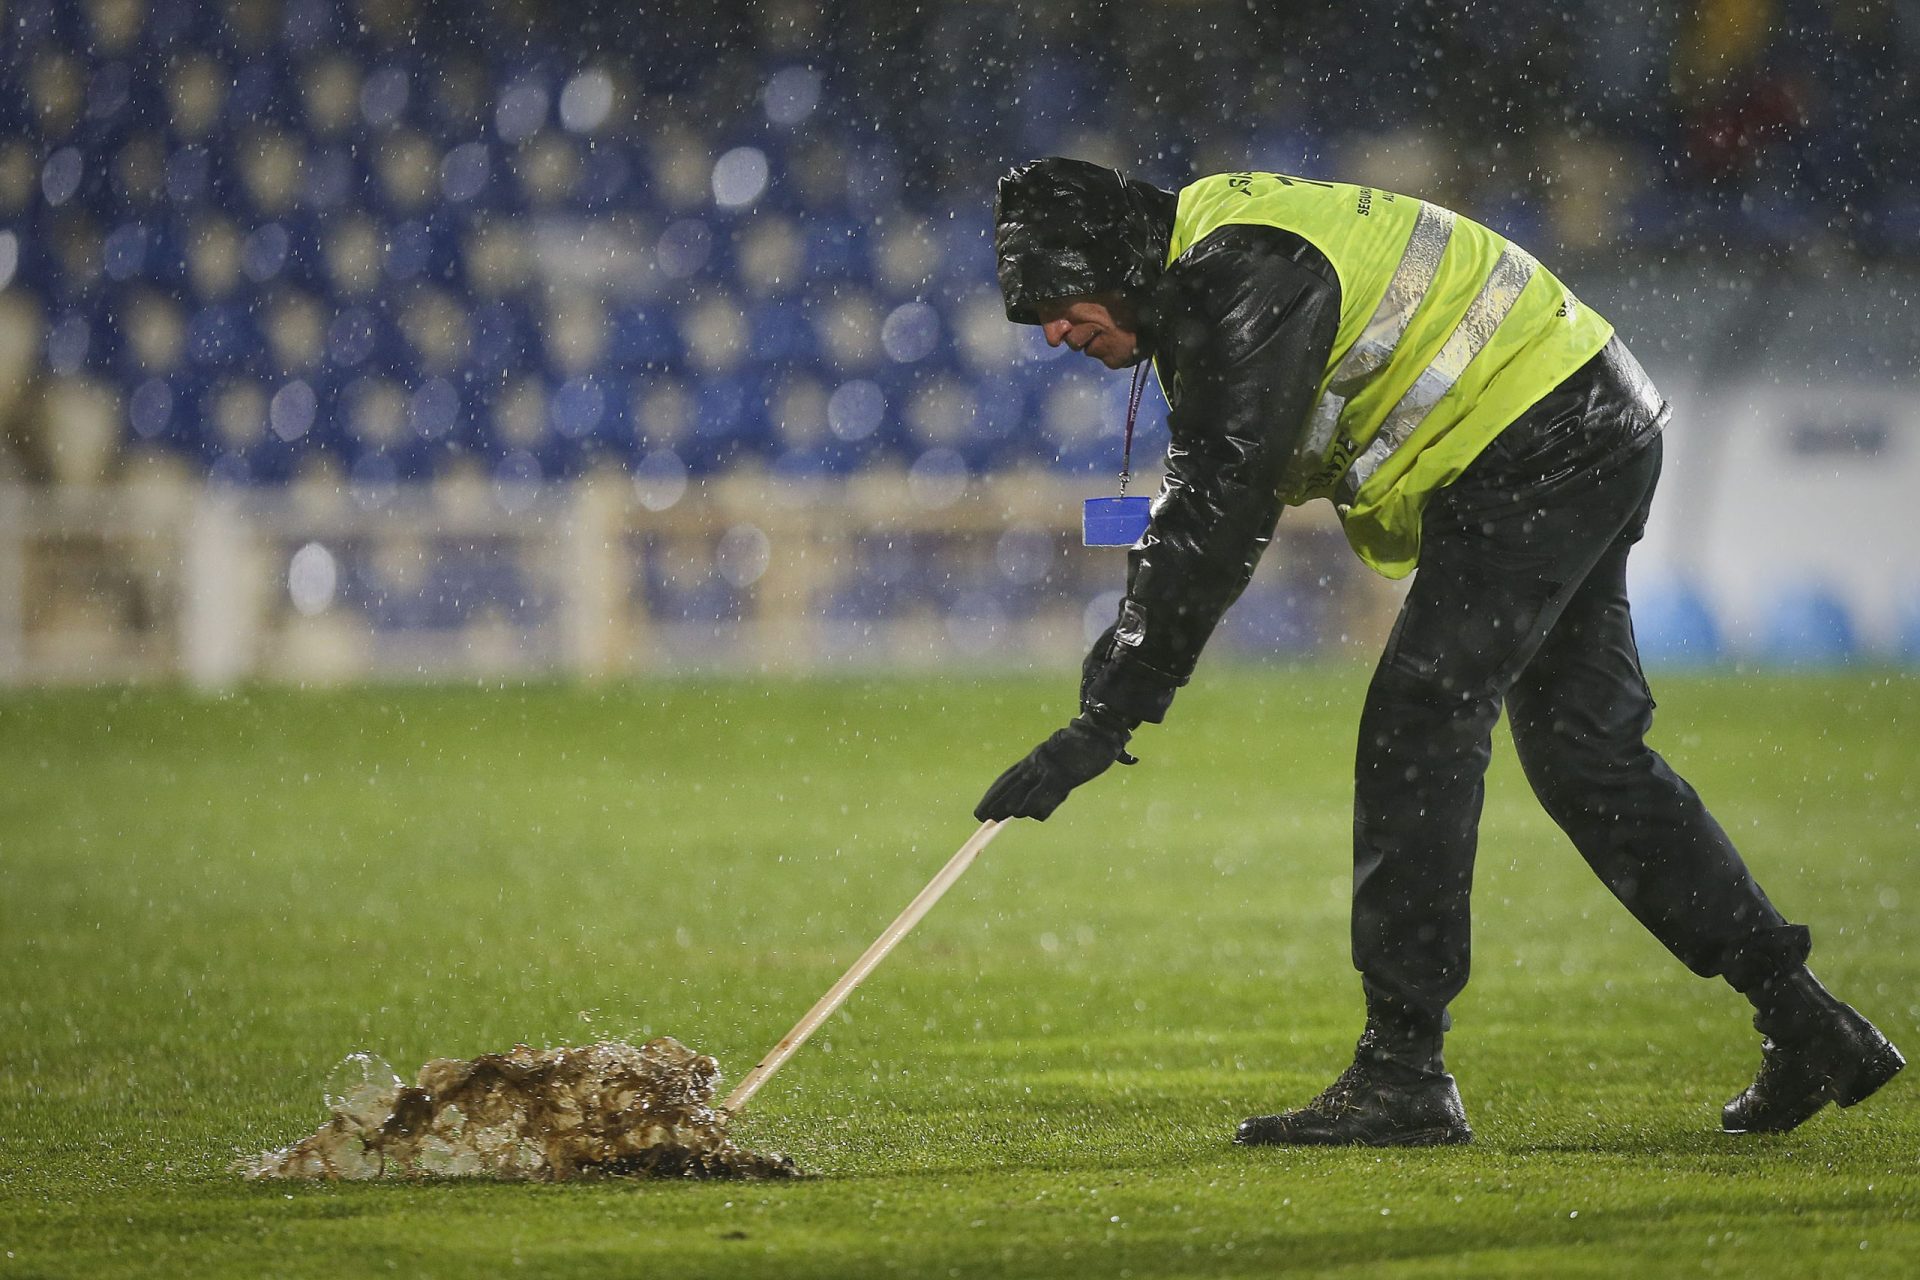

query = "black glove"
974;715;1136;823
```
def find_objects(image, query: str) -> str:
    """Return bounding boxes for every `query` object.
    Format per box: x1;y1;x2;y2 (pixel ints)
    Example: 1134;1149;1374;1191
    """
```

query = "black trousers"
1351;430;1807;1028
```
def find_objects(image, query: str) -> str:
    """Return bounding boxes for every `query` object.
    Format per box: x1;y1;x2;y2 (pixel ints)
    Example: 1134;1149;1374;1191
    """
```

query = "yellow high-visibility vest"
1165;172;1614;577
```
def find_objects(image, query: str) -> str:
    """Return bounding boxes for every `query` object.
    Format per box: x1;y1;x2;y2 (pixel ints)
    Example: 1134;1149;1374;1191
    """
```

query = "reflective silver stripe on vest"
1289;202;1456;488
1336;244;1538;505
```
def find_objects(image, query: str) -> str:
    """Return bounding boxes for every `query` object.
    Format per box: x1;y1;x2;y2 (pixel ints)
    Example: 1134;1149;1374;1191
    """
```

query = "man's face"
1033;296;1143;370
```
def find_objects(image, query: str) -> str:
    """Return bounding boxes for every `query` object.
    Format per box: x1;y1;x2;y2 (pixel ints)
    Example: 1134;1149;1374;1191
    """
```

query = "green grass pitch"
3;668;1917;1277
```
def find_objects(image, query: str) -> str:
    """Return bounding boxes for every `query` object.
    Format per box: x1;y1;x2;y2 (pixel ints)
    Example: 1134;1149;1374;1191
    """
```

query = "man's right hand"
974;716;1135;822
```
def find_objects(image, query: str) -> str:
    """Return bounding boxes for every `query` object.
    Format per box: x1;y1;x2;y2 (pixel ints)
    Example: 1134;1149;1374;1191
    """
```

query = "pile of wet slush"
244;1037;796;1181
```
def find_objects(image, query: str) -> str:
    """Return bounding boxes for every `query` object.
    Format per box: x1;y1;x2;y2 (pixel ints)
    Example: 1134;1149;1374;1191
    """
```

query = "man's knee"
1510;701;1662;820
1364;656;1505;735
1511;678;1656;767
1359;669;1501;792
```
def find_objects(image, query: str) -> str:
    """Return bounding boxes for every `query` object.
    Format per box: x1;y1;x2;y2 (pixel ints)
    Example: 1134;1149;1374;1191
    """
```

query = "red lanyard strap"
1120;360;1147;496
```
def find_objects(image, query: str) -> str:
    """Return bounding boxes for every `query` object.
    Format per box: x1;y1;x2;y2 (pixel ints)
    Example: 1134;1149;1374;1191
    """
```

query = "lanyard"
1119;360;1148;497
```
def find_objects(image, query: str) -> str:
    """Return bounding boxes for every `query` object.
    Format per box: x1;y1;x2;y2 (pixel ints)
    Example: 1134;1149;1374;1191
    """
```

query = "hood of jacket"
994;157;1177;328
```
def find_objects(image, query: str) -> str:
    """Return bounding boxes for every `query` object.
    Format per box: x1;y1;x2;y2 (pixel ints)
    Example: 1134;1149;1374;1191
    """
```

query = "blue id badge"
1083;495;1152;547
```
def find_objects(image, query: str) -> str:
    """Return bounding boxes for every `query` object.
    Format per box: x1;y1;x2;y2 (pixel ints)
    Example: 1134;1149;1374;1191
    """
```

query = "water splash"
243;1037;797;1181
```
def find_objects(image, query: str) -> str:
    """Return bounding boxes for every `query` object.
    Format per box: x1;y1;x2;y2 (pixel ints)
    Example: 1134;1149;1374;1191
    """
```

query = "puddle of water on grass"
242;1037;797;1181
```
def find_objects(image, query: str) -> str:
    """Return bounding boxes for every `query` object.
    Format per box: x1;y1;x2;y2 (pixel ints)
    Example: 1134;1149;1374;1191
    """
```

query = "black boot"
1722;968;1904;1134
1236;1023;1473;1148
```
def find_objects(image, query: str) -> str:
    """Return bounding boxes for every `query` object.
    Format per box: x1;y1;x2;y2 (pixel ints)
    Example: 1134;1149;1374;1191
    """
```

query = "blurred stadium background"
1;0;1917;685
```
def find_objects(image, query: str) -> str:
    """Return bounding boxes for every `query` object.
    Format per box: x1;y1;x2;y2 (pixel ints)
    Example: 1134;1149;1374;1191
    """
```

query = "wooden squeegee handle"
722;819;1005;1116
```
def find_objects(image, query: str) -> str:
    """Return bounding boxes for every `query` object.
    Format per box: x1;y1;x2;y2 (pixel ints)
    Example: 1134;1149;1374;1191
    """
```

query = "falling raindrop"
763;66;822;127
439;143;491;203
1082;590;1125;644
656;220;713;278
495;80;549;142
41;148;84;206
881;302;940;364
45;316;91;375
827;380;885;441
408;378;460;439
558;69;615;133
716;524;772;588
634;449;690;512
907;448;967;509
712;147;770;209
242;224;290;283
288;542;339;616
360;67;409;127
128;380;173;439
270;380;318;442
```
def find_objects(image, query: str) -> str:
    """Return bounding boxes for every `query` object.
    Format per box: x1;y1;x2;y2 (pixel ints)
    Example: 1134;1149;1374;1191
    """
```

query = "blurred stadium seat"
0;0;1915;680
1;0;1849;491
1760;584;1859;668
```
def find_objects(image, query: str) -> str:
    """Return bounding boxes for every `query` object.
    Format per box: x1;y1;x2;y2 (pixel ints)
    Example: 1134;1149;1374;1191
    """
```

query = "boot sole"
1370;1125;1474;1148
1236;1125;1473;1148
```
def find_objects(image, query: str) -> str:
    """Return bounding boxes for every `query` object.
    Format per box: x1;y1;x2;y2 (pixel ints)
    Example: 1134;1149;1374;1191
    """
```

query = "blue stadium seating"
4;0;1912;662
1629;576;1724;665
1760;584;1859;667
